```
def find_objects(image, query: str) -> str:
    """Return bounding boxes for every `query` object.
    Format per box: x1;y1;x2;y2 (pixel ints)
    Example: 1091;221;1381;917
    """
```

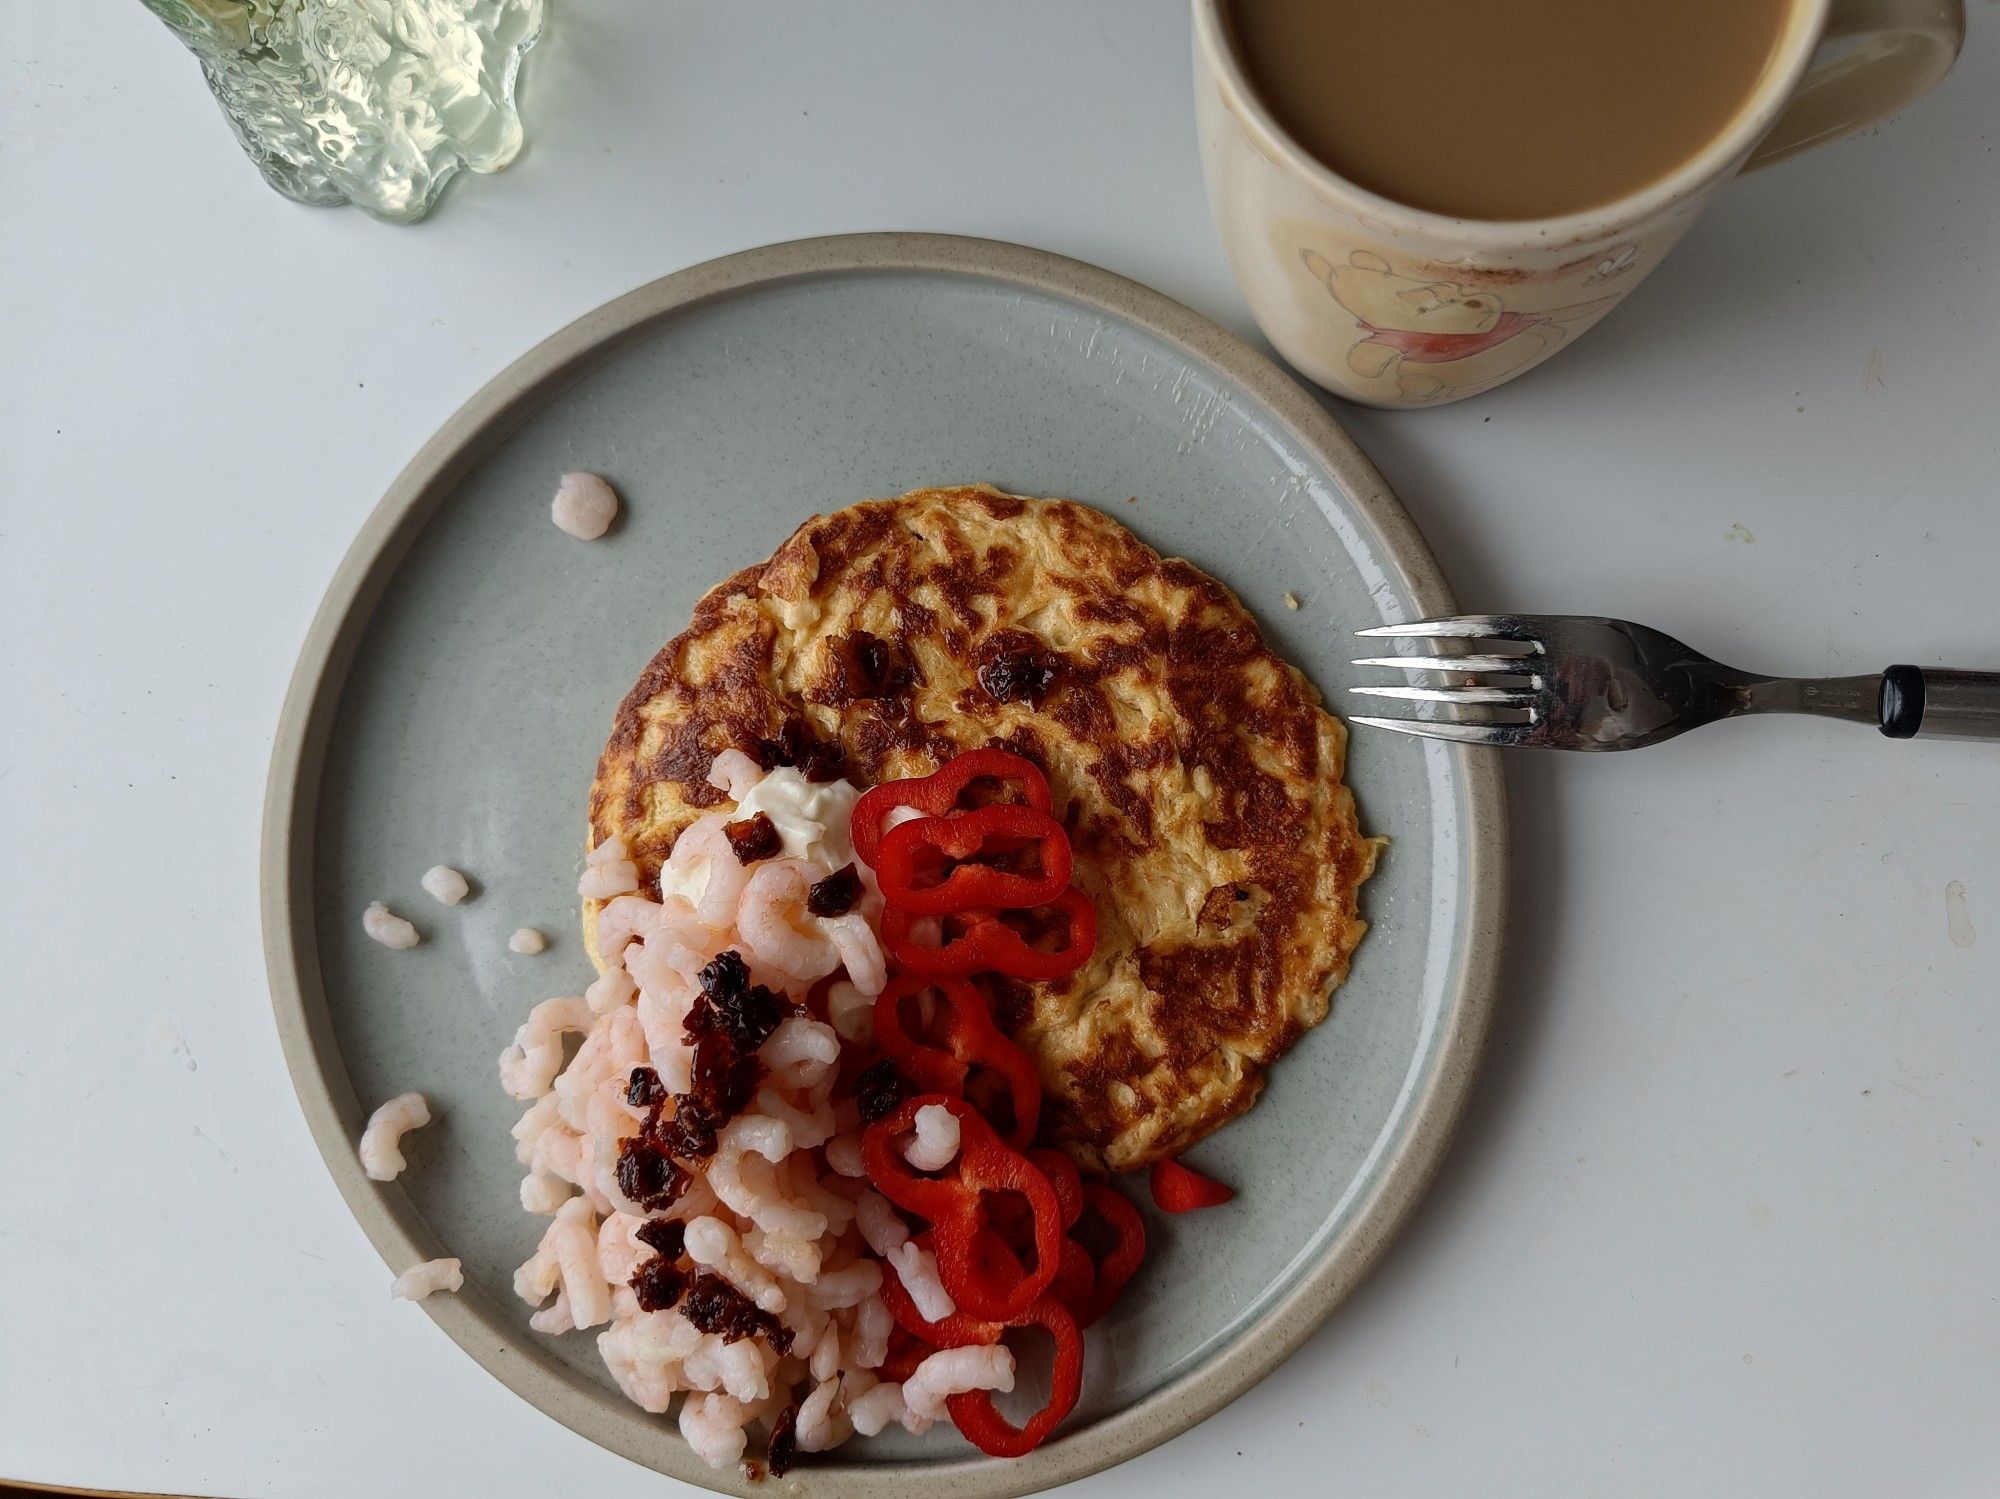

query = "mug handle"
1743;0;1964;170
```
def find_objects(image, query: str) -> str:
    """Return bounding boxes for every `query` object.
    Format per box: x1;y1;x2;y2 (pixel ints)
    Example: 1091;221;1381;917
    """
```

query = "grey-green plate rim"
259;231;1507;1497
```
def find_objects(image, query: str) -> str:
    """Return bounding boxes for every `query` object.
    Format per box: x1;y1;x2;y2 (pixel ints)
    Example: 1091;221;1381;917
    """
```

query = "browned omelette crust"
589;486;1380;1171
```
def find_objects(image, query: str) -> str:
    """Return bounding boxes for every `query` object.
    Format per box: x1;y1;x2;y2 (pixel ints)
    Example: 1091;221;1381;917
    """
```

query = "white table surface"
4;4;1996;1496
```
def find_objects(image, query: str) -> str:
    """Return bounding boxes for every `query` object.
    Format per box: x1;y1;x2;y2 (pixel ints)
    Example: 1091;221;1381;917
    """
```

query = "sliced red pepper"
1148;1156;1236;1213
1028;1148;1084;1230
878;1236;1003;1349
852;748;1052;868
874;805;1073;915
876;1327;934;1383
1049;1238;1096;1320
944;1298;1085;1458
969;1226;1094;1325
862;1094;1062;1322
1072;1183;1146;1328
990;1168;1141;1327
882;887;1097;981
874;974;1041;1150
989;1147;1082;1254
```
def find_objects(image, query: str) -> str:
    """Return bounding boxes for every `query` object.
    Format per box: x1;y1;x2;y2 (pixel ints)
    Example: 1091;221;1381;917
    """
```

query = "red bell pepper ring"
972;1225;1095;1326
1148;1156;1236;1213
852;748;1053;868
1072;1183;1146;1328
944;1297;1085;1458
873;974;1042;1150
878;1238;1004;1349
989;1148;1081;1250
882;887;1097;981
1049;1238;1096;1320
874;805;1073;915
876;1327;934;1383
1028;1148;1084;1231
862;1094;1063;1322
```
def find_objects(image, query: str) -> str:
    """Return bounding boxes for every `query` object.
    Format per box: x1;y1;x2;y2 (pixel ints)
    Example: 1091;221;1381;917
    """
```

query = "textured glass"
142;0;545;223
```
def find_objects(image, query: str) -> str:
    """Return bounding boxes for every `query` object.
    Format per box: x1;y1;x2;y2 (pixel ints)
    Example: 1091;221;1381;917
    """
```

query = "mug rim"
1192;0;1831;246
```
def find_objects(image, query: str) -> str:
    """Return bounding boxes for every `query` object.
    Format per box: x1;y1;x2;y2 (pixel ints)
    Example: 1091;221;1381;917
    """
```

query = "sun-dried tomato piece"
626;1065;668;1113
615;1137;689;1211
720;987;788;1053
805;863;862;918
723;812;782;864
635;1218;686;1259
854;1059;905;1123
699;949;750;1000
679;1272;794;1352
755;718;846;783
976;632;1063;706
653;1096;721;1161
687;952;788;1053
629;1255;687;1313
766;1398;802;1477
690;1034;763;1117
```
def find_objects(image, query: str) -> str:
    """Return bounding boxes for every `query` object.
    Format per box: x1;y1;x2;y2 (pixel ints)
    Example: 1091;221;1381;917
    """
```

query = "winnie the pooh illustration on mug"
1302;249;1620;405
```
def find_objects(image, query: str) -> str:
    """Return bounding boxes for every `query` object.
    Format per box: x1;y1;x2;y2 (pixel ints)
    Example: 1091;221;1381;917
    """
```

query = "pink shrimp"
498;995;592;1101
821;912;887;995
528;1288;575;1334
848;1378;907;1436
679;1391;752;1468
577;834;640;899
805;1257;884;1311
744;1224;823;1284
635;981;697;1093
662;812;758;930
761;1015;840;1085
735;860;841;985
825;979;874;1043
684;1215;788;1313
519;1169;570;1215
850;1292;893;1370
706;747;766;801
593;895;664;971
597;1322;677;1413
708;1145;827;1240
795;1374;848;1452
584;962;637;1016
743;1085;832;1154
587;1082;652;1217
901;1344;1015;1424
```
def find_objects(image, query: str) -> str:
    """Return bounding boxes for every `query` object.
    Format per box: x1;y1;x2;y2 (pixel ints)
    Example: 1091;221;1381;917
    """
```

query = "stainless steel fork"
1350;615;2000;749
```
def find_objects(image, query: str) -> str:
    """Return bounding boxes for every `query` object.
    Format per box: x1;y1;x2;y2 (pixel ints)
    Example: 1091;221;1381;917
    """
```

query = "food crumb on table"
1283;591;1301;610
509;926;548;955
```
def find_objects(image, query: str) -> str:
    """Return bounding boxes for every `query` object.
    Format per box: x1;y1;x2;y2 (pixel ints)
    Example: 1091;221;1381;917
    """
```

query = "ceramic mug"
1193;0;1965;408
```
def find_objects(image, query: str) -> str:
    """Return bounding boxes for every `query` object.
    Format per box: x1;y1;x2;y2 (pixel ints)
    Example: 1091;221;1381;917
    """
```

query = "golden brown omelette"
587;485;1380;1172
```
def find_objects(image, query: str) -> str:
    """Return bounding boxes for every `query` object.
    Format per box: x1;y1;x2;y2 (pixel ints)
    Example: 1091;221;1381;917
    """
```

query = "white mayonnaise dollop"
659;766;860;906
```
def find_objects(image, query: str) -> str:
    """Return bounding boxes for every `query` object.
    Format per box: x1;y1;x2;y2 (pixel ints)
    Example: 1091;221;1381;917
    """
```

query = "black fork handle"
1878;667;2000;740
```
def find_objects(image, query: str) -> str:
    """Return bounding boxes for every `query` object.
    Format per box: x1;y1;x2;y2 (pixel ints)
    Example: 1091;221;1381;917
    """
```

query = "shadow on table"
1336;743;1565;1296
1294;400;1574;1352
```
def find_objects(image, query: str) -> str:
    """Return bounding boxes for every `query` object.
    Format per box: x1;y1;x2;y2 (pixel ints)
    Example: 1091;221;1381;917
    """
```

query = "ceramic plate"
262;234;1504;1496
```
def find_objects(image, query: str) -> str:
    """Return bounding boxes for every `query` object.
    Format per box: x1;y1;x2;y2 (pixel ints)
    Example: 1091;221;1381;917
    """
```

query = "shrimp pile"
500;751;1013;1472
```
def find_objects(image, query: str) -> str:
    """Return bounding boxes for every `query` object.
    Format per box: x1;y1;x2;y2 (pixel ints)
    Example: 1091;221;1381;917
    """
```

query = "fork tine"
1349;715;1530;746
1350;654;1540;675
1349;684;1537;708
1355;615;1542;642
